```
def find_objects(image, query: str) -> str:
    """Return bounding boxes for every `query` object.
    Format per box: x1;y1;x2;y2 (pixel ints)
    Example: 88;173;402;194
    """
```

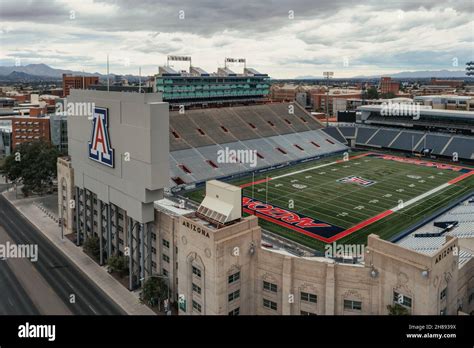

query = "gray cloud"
0;0;472;77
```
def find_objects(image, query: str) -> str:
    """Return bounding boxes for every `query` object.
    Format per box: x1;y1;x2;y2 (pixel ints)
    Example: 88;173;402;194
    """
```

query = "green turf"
184;152;474;252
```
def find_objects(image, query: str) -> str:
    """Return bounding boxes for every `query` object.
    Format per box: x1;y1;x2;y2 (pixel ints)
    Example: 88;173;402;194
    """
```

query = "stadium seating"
319;124;474;161
339;126;356;138
355;127;378;144
390;131;425;151
366;129;400;147
443;136;474;160
413;133;451;155
169;129;347;185
169;103;322;151
321;127;347;144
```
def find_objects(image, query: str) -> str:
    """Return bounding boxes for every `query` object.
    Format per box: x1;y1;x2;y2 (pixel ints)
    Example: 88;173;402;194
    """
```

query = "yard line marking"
327;209;394;243
391;171;473;213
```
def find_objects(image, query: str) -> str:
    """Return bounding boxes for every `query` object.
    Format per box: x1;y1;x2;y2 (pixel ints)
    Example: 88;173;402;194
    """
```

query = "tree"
140;277;169;310
366;86;379;99
107;254;129;277
83;235;101;261
1;140;60;195
381;92;396;99
387;303;409;315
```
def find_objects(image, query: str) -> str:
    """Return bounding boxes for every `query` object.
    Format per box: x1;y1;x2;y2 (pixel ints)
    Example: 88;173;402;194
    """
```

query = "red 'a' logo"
88;107;114;167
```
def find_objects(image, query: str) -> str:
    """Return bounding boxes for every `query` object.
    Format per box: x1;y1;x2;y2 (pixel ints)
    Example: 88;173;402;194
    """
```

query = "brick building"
62;74;99;97
10;115;51;149
379;77;400;95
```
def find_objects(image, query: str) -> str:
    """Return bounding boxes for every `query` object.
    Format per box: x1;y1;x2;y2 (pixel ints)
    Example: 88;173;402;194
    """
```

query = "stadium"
55;60;474;315
176;101;474;252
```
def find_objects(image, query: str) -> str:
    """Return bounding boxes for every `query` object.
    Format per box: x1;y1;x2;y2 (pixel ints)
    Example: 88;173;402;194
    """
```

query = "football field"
185;152;474;250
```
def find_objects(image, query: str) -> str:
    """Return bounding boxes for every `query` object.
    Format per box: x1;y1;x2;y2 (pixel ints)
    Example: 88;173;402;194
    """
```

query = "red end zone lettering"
241;196;345;241
377;154;464;172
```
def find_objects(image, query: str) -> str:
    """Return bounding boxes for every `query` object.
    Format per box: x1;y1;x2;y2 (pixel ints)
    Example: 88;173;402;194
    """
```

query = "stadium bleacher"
169;103;322;151
321;127;347;144
323;124;474;161
414;134;451;155
443;136;474;160
366;129;400;147
169;103;347;186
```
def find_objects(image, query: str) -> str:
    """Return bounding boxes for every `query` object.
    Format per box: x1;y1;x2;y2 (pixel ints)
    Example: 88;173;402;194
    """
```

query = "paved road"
0;260;39;315
0;195;125;315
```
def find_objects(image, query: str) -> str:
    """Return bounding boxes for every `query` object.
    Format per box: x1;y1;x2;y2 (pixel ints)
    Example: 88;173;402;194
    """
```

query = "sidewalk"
2;190;155;315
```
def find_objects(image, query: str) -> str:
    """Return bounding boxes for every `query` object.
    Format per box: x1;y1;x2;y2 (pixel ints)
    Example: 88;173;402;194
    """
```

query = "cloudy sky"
0;0;473;78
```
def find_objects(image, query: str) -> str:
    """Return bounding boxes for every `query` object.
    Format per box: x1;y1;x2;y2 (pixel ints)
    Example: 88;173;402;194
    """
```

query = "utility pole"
323;72;334;127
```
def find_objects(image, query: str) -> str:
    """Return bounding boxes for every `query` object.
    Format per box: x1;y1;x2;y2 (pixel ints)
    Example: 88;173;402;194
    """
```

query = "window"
228;272;240;284
301;292;317;303
162;239;170;248
263;299;277;311
344;300;362;311
300;310;316;316
151;246;156;254
440;288;447;301
162;254;170;263
192;300;202;313
263;281;277;293
228;290;240;302
192;266;202;278
393;291;412;308
229;308;240;316
192;283;201;295
163;269;168;276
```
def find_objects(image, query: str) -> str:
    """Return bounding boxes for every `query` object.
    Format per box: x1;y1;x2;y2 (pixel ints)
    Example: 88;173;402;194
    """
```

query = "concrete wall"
67;90;169;223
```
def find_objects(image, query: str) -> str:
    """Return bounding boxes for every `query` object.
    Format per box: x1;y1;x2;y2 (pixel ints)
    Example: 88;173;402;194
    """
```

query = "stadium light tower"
323;71;334;127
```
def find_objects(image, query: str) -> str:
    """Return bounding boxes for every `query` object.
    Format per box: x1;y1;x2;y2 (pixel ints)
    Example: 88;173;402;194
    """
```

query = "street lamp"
323;71;334;127
140;274;171;314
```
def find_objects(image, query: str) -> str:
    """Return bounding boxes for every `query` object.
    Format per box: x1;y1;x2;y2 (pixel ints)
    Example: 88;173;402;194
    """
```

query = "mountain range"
0;64;470;82
0;63;143;82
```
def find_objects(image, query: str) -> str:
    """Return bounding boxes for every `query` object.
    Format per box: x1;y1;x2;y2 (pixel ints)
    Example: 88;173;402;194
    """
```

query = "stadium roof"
244;67;268;77
190;66;209;76
396;196;474;268
159;66;180;76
